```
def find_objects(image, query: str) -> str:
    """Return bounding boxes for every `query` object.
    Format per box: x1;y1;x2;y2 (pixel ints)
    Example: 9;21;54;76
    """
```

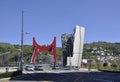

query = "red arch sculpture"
31;37;56;65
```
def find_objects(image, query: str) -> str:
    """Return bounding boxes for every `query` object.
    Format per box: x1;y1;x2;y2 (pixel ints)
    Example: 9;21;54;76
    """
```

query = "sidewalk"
0;67;17;73
0;77;10;82
79;68;98;72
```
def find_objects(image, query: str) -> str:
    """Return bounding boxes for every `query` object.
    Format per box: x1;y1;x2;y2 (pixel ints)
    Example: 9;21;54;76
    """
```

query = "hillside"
0;41;120;64
0;43;62;64
83;41;120;59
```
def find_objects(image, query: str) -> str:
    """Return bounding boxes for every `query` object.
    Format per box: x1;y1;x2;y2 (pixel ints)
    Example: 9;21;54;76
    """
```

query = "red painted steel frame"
31;37;56;64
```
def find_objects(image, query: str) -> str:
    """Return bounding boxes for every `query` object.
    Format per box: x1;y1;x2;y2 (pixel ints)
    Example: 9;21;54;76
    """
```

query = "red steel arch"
31;37;56;64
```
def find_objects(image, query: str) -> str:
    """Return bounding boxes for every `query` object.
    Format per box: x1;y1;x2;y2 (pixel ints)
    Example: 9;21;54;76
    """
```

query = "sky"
0;0;120;47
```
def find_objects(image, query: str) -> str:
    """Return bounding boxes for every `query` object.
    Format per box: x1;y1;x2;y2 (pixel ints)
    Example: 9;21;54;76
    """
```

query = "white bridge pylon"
67;25;85;67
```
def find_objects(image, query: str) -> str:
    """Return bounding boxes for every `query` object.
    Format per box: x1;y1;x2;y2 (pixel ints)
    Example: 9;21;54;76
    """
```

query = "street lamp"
18;10;24;72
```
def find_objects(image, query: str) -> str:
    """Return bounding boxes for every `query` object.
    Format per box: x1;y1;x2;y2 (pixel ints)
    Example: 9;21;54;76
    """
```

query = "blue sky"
0;0;120;47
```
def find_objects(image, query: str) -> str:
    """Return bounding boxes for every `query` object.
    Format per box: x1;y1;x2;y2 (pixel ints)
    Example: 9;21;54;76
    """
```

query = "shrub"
0;71;22;79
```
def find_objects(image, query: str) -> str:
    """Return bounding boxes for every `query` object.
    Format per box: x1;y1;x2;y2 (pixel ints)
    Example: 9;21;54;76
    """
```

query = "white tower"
67;25;85;68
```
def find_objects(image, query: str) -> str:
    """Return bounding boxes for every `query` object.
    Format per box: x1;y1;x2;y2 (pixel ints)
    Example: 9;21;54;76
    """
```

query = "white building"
67;25;85;68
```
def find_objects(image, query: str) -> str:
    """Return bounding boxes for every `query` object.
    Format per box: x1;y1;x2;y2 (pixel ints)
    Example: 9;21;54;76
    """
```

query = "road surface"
10;69;120;82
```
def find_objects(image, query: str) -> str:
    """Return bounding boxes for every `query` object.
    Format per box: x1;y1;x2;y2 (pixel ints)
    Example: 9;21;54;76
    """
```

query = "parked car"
34;65;43;71
25;65;34;71
50;64;60;70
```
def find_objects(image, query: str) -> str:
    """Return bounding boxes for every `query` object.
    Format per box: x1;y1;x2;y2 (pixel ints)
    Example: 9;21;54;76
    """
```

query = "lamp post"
18;10;24;72
21;10;24;71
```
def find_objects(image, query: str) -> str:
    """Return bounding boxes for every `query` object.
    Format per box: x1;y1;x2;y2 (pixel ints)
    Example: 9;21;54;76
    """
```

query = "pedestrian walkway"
0;67;17;73
79;68;98;72
0;77;10;82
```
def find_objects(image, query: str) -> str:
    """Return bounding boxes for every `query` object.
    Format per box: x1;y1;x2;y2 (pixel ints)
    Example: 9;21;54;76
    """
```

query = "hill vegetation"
0;43;62;65
83;41;120;58
0;41;120;67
